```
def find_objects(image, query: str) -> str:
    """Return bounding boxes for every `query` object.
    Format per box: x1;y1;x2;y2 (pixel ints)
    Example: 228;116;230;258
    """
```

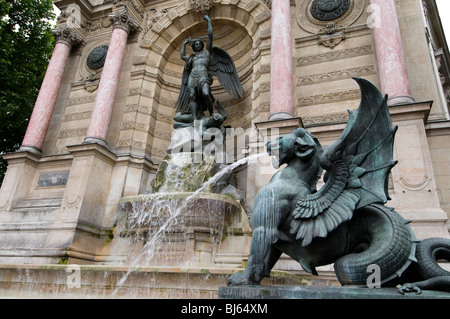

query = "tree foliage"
0;0;55;184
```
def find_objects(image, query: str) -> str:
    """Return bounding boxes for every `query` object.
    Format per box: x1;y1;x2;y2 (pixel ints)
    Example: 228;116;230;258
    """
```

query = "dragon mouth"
297;146;316;159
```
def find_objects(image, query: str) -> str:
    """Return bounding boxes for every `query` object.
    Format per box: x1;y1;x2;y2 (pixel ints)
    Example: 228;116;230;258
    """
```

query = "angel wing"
208;46;245;100
290;77;398;247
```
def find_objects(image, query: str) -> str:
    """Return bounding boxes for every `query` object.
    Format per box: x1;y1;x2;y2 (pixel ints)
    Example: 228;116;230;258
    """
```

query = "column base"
18;145;42;156
83;137;107;147
387;95;415;106
268;112;295;121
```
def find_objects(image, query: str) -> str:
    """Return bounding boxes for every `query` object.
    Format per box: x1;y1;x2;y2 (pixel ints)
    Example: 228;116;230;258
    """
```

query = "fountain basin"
0;264;307;298
116;192;242;267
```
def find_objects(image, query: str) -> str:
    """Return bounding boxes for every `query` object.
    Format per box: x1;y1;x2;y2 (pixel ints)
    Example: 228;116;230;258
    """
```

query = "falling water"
112;152;265;295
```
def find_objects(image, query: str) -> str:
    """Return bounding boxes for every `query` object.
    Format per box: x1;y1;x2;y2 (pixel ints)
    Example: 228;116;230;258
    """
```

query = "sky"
436;0;450;46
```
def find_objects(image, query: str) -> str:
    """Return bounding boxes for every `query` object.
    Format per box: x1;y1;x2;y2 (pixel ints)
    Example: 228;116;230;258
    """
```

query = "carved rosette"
188;0;214;13
109;8;141;33
52;26;83;48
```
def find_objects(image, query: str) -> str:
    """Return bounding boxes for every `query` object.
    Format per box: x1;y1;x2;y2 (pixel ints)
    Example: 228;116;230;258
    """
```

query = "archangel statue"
174;14;244;128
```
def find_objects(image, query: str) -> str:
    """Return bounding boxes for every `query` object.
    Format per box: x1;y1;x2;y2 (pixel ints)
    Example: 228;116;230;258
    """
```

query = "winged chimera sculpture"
227;77;450;294
174;14;244;126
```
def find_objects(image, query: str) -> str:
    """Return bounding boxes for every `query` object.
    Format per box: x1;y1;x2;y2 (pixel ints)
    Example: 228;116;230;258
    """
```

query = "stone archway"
118;1;272;162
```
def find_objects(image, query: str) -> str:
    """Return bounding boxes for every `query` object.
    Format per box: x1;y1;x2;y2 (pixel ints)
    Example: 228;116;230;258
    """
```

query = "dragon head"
267;128;323;169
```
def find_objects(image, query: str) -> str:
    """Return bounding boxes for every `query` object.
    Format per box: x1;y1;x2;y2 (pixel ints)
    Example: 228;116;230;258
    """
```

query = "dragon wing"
209;46;245;100
290;77;398;247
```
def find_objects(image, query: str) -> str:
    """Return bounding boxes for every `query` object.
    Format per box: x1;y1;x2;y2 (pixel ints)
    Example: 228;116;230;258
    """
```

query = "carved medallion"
86;45;109;70
310;0;350;21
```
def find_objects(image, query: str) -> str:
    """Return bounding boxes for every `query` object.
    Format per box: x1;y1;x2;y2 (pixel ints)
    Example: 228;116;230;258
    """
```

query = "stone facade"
0;0;449;287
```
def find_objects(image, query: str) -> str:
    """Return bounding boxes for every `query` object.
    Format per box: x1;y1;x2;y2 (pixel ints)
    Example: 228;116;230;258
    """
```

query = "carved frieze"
298;65;376;85
63;111;93;122
298;89;360;107
302;111;350;127
58;128;88;138
297;45;372;66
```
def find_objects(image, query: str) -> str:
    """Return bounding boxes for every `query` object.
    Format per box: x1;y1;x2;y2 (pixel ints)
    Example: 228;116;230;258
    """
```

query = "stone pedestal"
219;285;450;299
388;101;449;239
0;143;153;264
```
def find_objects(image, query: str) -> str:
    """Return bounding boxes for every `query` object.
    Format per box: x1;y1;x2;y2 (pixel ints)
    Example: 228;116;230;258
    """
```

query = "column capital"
109;7;141;34
52;26;84;48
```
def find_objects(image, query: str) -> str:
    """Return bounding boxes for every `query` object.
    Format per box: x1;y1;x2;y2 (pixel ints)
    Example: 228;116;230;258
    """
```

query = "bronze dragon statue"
227;78;450;294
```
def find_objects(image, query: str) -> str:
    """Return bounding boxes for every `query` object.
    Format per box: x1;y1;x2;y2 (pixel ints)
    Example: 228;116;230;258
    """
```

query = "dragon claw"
398;283;422;295
226;272;258;286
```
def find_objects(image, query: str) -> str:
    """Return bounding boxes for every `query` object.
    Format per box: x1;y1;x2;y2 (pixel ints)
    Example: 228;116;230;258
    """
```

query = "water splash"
112;153;265;295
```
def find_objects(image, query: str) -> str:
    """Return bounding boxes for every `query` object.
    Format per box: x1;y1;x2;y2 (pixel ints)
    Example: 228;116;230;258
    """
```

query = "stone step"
13;198;62;211
214;254;245;268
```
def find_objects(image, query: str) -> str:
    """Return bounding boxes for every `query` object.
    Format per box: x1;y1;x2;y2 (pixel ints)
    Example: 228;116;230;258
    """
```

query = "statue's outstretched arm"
181;38;190;62
204;14;213;52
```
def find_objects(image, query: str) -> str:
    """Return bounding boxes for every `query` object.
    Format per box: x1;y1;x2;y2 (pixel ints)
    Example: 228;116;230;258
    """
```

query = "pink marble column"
84;9;139;146
370;0;415;105
20;27;82;154
269;0;294;120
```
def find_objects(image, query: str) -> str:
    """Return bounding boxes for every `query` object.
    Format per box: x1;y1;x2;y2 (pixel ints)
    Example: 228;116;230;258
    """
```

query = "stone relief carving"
86;45;109;70
298;89;360;107
298;65;376;85
297;45;372;66
317;22;346;48
82;72;102;92
188;0;214;12
143;8;168;38
310;0;351;21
